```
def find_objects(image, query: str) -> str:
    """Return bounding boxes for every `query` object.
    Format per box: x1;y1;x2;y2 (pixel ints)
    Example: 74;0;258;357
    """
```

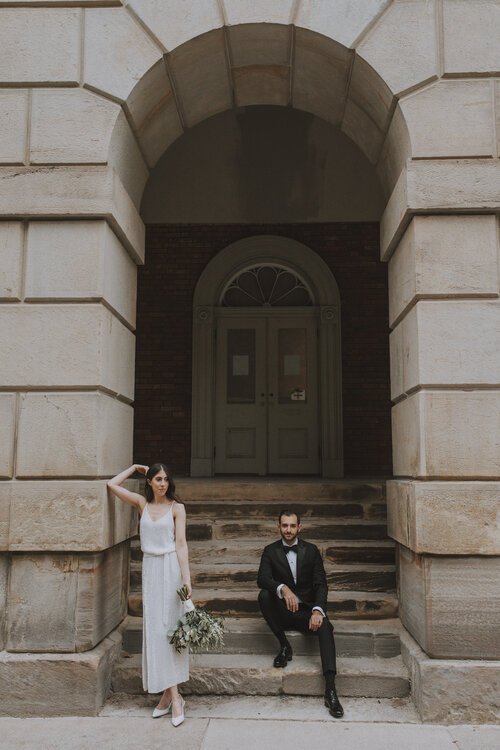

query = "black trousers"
258;589;337;675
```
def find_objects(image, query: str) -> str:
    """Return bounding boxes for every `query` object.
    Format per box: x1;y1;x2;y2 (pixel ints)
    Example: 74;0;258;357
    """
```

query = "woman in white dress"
107;462;191;726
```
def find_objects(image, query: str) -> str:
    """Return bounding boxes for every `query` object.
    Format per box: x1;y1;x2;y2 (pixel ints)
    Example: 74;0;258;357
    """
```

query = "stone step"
130;538;396;565
121;616;402;659
112;652;409;699
174;479;386;504
130;519;389;545
325;542;395;565
128;589;398;620
174;499;387;521
203;519;389;541
129;562;396;593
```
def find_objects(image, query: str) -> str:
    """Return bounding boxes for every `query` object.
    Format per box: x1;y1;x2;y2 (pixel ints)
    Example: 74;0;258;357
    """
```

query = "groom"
257;510;344;718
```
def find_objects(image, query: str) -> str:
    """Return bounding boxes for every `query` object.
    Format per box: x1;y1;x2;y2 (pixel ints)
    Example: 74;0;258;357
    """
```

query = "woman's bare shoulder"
173;500;186;516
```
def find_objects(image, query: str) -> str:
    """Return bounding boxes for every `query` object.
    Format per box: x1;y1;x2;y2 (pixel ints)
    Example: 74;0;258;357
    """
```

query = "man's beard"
281;530;298;544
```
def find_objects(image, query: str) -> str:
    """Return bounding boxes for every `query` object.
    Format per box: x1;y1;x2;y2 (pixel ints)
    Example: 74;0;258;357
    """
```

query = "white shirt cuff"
312;606;325;617
277;584;285;598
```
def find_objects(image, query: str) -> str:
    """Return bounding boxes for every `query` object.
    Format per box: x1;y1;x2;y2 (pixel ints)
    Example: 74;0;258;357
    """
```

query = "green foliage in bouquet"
168;585;225;654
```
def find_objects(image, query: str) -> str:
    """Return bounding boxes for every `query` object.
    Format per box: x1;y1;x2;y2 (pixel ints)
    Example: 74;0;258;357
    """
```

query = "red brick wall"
134;224;392;476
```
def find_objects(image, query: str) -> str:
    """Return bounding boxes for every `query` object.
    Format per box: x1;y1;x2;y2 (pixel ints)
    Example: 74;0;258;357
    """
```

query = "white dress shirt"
277;541;325;618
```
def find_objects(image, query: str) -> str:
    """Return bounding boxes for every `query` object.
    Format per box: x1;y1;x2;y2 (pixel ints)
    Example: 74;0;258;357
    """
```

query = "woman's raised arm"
107;464;148;511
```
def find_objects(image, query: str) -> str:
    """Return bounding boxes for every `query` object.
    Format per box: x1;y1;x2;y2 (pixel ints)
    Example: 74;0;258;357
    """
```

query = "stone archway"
191;235;343;477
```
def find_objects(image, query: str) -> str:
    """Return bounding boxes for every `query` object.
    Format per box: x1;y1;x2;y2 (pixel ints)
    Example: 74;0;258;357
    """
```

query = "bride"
107;463;191;726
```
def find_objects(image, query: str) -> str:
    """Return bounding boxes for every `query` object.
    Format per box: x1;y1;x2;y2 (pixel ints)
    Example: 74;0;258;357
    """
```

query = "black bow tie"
283;545;297;554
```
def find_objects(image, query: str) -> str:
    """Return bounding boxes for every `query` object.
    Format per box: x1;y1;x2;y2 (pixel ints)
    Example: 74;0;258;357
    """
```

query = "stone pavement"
2;696;499;750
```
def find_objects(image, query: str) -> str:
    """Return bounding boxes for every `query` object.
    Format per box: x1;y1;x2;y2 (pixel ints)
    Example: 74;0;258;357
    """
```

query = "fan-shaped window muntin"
221;265;313;307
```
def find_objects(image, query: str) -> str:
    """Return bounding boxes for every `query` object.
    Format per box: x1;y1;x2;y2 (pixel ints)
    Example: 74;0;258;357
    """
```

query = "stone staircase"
110;479;409;700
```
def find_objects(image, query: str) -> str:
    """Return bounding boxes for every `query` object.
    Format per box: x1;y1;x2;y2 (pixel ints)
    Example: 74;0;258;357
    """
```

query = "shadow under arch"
109;24;411;208
191;235;343;478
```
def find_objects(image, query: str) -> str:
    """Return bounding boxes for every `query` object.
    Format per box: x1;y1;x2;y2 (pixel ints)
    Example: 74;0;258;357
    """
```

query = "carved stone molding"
191;235;343;477
195;306;212;323
321;306;339;324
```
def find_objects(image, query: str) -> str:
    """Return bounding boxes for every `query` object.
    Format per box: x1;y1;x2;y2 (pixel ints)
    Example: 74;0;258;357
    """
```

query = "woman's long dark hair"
144;463;181;503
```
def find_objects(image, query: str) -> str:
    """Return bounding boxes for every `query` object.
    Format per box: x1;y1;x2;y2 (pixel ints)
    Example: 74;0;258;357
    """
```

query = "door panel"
268;317;319;474
215;318;267;474
215;314;319;474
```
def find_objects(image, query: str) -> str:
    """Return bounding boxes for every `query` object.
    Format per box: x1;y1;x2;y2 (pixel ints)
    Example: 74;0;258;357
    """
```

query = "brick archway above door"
190;235;343;477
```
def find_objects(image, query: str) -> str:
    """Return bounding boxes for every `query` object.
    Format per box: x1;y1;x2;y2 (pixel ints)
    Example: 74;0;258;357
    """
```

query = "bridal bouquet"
168;585;225;653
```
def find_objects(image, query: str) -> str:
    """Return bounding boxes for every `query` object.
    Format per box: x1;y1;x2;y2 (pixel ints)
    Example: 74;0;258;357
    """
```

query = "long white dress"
140;502;189;693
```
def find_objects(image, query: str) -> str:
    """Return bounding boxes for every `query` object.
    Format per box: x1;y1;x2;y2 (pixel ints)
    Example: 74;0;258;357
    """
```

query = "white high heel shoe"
171;697;185;727
152;701;171;718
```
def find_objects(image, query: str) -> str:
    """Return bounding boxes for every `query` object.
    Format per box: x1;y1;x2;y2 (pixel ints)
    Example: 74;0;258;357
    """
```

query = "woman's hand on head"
135;464;149;475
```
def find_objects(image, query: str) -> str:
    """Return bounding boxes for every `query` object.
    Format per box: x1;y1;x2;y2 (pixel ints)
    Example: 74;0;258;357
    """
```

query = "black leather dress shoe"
324;688;344;718
273;644;293;668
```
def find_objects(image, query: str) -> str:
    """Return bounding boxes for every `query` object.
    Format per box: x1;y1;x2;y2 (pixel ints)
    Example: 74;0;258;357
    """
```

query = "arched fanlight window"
221;265;313;307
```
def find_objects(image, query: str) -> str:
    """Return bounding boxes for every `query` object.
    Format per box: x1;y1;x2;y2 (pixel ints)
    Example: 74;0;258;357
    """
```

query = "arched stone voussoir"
228;23;292;108
83;7;163;104
295;0;391;49
27;87;149;209
223;0;296;26
128;0;223;52
80;2;419;189
108;110;149;208
292;27;352;126
118;23;408;188
341;52;400;167
357;0;439;96
376;104;410;198
120;57;183;170
30;88;121;166
168;27;232;128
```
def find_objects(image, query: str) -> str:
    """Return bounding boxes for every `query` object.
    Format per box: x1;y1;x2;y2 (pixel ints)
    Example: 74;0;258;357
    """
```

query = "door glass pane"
227;329;256;403
278;328;307;403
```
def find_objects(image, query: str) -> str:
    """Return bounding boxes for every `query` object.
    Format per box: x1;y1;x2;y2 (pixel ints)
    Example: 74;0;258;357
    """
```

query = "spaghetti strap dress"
140;502;189;693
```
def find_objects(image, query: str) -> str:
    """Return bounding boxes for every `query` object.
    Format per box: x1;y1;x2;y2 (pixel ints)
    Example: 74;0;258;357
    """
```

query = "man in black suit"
257;509;343;718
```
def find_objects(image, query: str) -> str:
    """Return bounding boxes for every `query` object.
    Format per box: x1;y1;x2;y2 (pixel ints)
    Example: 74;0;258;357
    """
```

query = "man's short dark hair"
278;509;301;525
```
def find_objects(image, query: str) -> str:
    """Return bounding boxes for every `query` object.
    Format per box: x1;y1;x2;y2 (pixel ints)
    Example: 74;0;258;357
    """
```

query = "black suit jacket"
257;538;328;612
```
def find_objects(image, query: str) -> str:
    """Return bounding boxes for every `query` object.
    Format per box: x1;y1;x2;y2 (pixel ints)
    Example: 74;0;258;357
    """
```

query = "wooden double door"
214;311;319;475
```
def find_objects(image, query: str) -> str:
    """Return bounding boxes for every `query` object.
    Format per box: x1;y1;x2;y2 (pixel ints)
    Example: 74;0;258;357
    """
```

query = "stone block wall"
5;544;129;653
0;217;139;713
387;214;500;666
